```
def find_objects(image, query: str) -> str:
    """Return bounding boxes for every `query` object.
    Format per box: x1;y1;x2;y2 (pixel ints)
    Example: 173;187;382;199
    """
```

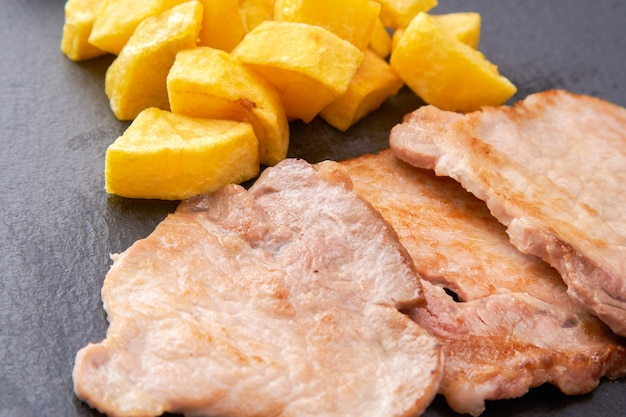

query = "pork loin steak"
73;159;443;417
341;150;626;416
390;90;626;336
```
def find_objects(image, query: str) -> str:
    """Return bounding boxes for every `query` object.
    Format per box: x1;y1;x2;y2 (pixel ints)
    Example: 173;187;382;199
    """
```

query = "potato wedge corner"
89;0;192;55
274;0;380;51
320;49;403;132
368;17;393;59
432;12;481;50
392;12;482;51
239;0;276;32
61;0;107;61
374;0;438;29
197;0;246;51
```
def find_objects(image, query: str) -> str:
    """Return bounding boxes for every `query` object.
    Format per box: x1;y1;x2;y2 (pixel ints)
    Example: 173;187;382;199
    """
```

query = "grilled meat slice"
73;158;442;417
390;90;626;336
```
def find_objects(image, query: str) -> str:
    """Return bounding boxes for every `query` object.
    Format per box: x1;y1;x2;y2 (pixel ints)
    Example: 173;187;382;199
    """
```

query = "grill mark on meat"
341;149;626;416
390;89;626;336
73;158;443;417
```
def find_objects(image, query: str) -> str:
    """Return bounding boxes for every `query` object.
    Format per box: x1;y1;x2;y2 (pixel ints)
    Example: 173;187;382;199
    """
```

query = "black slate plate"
1;1;625;416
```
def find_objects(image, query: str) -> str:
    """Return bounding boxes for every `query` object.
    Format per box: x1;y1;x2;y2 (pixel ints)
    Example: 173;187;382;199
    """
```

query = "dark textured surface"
0;1;625;416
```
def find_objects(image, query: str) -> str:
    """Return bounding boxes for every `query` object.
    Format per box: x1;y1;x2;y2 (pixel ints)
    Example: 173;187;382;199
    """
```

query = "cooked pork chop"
73;159;443;417
389;90;626;336
341;150;626;416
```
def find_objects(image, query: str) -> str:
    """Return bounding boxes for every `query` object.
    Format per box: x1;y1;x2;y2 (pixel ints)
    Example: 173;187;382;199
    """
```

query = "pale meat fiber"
341;150;626;417
390;89;626;336
72;159;443;417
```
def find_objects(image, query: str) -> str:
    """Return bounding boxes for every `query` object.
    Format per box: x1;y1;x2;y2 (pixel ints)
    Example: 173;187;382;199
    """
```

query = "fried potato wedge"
393;12;482;51
390;12;516;112
105;107;259;200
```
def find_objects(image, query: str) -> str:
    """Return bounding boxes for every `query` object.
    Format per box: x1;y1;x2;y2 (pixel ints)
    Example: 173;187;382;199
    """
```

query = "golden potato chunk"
392;12;481;51
167;47;289;166
274;0;380;51
88;0;191;55
368;17;393;58
231;20;364;122
104;1;202;120
432;12;481;49
61;0;107;61
390;12;516;112
197;0;246;51
320;49;403;131
373;0;437;29
105;107;259;200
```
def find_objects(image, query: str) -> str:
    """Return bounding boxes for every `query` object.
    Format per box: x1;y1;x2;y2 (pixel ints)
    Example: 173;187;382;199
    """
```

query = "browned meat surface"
72;159;442;417
341;150;626;416
389;90;626;336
